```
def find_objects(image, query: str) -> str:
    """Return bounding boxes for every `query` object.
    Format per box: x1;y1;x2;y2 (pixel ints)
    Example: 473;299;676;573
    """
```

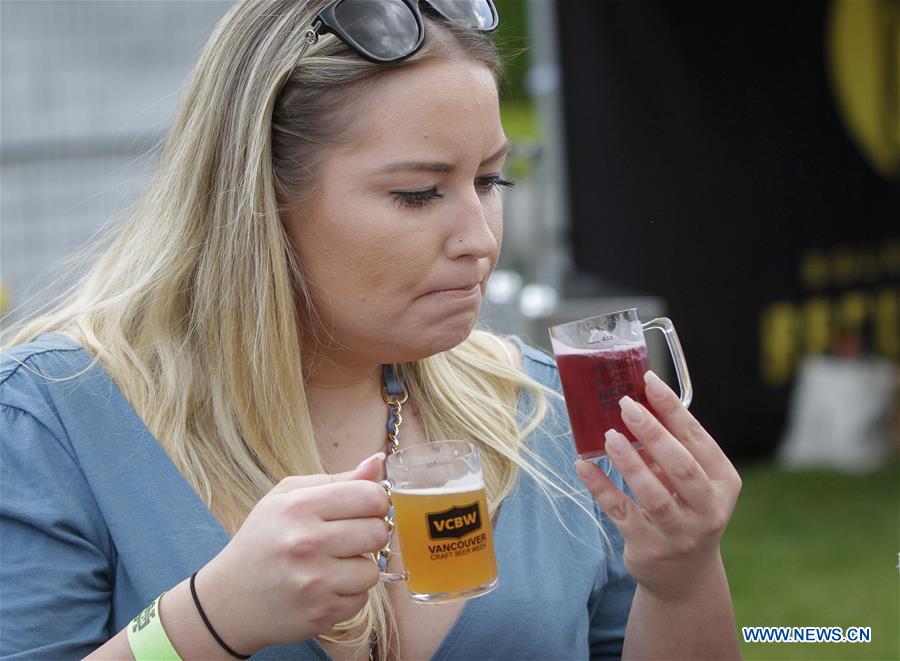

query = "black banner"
556;0;898;460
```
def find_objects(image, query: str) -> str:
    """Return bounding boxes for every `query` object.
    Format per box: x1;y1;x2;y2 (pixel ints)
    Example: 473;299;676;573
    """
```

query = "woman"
0;0;742;659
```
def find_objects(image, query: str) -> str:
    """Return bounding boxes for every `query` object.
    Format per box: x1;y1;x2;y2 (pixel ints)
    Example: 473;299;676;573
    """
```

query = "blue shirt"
0;333;635;659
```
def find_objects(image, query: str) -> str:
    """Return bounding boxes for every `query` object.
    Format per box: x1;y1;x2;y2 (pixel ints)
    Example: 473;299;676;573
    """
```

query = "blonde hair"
3;0;593;656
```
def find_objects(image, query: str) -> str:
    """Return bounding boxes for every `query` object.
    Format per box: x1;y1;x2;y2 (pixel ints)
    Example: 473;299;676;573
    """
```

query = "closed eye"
476;175;516;194
391;188;445;209
391;175;515;210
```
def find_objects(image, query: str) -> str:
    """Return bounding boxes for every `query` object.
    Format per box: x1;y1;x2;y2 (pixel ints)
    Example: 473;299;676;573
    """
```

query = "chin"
395;317;478;363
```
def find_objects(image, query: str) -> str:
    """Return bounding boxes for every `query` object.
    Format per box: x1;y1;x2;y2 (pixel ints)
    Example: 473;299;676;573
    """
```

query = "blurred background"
1;1;897;658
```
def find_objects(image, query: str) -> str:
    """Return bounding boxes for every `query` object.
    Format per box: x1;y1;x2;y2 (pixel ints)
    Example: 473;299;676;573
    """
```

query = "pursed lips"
422;277;485;298
433;283;478;293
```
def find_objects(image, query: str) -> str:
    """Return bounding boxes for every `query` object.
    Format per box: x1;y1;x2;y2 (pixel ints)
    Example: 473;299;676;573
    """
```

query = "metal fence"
1;0;232;324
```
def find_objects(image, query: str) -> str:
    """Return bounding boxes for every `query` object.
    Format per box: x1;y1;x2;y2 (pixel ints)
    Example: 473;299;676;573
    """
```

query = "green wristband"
127;593;182;661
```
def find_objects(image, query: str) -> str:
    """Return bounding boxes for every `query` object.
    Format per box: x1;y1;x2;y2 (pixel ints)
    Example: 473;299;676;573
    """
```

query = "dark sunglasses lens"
426;0;497;30
333;0;421;60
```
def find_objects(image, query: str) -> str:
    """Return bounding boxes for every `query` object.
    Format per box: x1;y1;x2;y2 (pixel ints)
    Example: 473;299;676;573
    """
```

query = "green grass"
499;100;540;185
500;100;540;142
722;459;899;660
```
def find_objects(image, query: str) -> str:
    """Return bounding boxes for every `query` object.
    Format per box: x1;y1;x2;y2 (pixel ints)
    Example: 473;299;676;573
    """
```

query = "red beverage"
555;345;651;458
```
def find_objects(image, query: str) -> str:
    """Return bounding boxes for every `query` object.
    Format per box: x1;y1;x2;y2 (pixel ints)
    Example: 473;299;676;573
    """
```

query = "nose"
444;190;500;261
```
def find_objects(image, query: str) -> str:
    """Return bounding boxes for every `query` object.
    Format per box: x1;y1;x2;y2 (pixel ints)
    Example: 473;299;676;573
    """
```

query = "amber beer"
392;480;498;600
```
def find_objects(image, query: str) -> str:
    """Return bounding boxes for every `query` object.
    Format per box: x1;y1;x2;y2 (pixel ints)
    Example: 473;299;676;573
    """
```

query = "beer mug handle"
380;568;407;582
641;317;693;409
377;480;408;583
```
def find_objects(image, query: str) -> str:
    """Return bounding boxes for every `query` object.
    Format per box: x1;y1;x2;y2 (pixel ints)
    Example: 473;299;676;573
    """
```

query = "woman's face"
283;58;508;367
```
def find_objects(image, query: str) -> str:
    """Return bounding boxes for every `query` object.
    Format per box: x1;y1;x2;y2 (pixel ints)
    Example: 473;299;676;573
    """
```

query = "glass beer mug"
549;308;692;459
379;440;498;603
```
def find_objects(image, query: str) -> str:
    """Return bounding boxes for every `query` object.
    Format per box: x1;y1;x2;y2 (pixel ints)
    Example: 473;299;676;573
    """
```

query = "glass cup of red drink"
549;308;693;459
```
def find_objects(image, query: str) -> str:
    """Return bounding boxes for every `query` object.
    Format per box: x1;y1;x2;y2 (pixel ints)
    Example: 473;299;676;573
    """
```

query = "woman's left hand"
576;370;742;602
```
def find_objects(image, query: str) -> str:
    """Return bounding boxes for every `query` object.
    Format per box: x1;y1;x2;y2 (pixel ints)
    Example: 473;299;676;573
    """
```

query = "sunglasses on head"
297;0;499;64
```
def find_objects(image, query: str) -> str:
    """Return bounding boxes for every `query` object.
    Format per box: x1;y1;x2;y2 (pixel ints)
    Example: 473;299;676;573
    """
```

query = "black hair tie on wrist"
190;571;252;659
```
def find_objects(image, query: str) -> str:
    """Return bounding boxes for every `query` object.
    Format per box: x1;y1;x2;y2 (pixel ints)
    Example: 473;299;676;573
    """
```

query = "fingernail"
575;460;596;484
643;370;668;399
619;395;645;424
356;452;385;471
605;429;628;457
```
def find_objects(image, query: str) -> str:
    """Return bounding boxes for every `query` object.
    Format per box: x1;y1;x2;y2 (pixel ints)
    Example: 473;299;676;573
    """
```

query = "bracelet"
190;571;252;659
127;593;182;661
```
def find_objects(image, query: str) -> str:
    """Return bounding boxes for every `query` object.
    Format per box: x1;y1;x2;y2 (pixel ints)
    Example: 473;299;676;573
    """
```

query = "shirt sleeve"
0;403;114;659
588;462;638;660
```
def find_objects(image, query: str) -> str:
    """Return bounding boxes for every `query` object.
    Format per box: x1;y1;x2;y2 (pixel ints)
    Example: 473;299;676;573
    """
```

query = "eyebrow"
373;140;512;175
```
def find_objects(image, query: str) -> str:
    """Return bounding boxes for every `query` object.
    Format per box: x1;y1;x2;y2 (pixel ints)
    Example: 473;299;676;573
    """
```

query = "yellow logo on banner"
827;0;900;180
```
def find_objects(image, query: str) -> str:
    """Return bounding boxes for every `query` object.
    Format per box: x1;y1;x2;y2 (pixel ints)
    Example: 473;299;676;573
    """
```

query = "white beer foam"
550;336;644;356
392;476;484;495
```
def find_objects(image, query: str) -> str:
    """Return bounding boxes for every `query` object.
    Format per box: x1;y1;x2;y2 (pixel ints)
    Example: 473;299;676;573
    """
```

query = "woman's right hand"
193;452;389;655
